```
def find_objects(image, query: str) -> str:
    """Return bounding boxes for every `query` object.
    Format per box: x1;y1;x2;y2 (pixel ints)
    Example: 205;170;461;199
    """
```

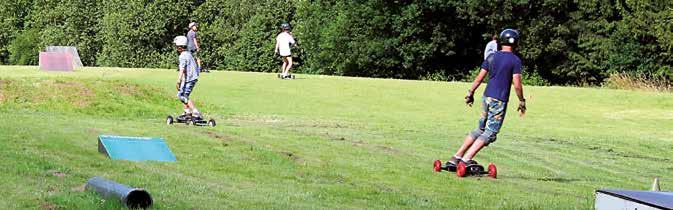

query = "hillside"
1;66;672;209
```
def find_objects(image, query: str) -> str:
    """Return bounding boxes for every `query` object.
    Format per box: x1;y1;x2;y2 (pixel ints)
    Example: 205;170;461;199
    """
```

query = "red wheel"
433;160;442;172
456;162;467;177
488;163;497;179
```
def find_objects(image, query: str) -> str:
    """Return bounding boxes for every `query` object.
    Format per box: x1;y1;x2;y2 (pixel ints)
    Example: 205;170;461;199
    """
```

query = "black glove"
517;99;527;115
465;91;474;107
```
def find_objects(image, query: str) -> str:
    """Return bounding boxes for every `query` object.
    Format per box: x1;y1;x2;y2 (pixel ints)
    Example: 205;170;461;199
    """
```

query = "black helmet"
280;23;291;30
499;29;520;46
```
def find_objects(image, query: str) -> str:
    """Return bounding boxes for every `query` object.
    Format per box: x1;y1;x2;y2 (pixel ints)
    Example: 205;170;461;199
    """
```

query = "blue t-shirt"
480;51;522;102
187;30;197;52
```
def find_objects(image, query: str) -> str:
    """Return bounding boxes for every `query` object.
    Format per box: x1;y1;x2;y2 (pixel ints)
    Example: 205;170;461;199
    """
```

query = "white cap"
173;36;188;46
189;22;198;28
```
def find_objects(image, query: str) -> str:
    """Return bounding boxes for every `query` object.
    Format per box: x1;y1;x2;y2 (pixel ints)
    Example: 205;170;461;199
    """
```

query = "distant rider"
484;34;498;60
187;22;207;72
275;23;296;79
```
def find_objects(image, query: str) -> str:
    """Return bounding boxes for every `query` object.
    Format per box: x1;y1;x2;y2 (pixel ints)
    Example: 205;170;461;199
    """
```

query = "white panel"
596;192;662;210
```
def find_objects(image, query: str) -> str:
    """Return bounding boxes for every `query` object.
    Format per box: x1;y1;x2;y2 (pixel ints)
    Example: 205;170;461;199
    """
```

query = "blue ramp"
98;135;176;162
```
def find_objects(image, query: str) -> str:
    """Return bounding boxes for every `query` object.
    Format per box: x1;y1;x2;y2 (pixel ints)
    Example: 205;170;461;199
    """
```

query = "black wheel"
208;119;216;127
291;75;295;79
166;116;174;125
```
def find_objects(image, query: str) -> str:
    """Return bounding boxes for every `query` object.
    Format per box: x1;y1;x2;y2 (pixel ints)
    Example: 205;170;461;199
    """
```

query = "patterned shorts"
469;97;508;145
177;79;198;104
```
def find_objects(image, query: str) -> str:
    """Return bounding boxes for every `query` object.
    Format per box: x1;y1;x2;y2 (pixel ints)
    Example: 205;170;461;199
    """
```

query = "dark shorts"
469;97;508;145
189;49;199;57
177;79;198;104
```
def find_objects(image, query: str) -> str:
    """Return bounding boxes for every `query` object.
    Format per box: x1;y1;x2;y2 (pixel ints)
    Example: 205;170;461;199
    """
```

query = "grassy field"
1;66;672;209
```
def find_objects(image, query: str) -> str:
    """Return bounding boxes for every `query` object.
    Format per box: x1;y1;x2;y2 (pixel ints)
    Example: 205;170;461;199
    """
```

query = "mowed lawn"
0;66;672;209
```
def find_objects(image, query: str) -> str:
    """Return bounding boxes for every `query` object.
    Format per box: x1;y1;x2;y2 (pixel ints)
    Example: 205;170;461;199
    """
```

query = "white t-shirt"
276;32;295;56
484;40;498;60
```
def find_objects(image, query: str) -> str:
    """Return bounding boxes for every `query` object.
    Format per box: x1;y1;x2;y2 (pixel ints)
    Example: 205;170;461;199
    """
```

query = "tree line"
1;0;671;85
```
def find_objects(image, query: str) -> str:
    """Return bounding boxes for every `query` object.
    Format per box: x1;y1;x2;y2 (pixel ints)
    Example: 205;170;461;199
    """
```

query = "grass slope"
1;66;672;209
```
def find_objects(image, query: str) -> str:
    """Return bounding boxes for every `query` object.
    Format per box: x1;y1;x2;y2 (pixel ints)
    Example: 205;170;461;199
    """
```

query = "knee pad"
469;129;484;140
177;93;189;104
476;130;498;145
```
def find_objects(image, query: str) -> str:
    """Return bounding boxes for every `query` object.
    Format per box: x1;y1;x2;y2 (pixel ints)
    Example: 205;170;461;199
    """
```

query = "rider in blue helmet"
445;28;527;170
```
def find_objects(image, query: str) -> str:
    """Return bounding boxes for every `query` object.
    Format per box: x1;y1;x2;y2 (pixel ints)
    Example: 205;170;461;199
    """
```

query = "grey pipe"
85;176;153;209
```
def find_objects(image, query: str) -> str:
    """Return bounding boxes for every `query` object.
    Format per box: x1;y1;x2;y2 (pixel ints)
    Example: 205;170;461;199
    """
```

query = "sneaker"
461;159;479;167
446;156;462;167
192;112;203;119
177;112;190;121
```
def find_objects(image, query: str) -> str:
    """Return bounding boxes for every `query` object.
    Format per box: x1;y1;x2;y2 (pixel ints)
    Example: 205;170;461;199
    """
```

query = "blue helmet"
499;29;520;46
280;23;291;30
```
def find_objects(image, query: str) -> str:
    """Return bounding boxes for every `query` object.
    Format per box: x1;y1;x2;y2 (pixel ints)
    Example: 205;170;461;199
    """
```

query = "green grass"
1;66;672;209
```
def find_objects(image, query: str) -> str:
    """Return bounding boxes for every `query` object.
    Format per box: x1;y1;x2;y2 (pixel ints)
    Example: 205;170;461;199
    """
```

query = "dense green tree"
1;0;671;85
97;0;195;68
193;0;295;71
26;0;103;66
0;0;33;64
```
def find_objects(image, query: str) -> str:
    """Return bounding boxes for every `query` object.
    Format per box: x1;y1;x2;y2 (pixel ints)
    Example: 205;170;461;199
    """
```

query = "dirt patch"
325;133;400;154
87;128;102;135
47;169;66;177
50;80;94;108
325;132;346;141
533;137;575;146
229;115;285;125
376;145;400;154
536;177;581;183
117;83;141;97
308;122;348;129
22;79;96;108
0;79;10;102
614;152;669;162
206;131;236;142
71;184;86;192
592;146;670;162
282;152;301;161
41;203;58;210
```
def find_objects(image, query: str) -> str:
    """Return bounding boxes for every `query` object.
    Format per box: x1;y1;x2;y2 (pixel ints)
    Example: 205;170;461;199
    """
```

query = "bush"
8;29;42;65
522;70;550;86
604;73;672;92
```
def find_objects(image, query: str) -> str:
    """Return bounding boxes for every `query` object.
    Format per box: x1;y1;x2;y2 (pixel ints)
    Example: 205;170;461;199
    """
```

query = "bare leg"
281;58;288;75
462;140;487;160
196;57;202;70
285;57;293;75
187;100;197;111
453;135;476;157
